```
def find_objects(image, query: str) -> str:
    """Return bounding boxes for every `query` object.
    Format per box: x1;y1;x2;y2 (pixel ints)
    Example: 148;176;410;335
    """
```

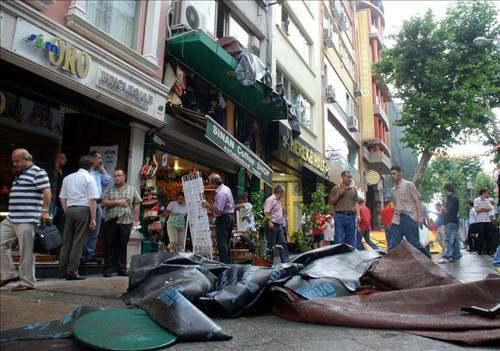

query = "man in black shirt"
438;183;461;263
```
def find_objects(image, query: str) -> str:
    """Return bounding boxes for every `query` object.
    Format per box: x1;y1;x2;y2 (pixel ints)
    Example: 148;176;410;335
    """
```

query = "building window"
228;15;250;47
85;0;140;49
277;69;312;129
281;6;310;64
339;41;355;77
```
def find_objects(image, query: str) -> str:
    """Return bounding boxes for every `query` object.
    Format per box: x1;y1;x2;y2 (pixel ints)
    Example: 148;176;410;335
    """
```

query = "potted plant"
253;237;269;267
292;184;330;253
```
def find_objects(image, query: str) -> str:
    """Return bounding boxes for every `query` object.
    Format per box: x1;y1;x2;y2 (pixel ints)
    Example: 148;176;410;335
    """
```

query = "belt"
68;205;88;208
336;211;356;215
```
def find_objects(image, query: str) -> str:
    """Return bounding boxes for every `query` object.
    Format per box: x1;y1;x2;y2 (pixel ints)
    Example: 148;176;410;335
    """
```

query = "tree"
472;172;496;200
376;1;500;184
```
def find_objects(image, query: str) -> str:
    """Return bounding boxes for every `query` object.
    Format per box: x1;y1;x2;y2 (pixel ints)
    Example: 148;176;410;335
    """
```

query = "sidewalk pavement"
1;250;498;351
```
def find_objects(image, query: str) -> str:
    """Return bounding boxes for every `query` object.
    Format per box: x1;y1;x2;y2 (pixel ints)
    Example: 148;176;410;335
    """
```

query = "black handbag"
34;222;61;253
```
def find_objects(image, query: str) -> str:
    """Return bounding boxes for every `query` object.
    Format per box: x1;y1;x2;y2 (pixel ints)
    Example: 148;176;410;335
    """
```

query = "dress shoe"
0;276;20;287
116;271;128;277
65;273;86;280
103;272;112;278
11;284;34;291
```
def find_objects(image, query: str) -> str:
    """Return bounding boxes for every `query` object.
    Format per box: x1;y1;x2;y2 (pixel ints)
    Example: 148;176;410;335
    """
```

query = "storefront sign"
279;125;330;177
96;68;154;109
205;116;272;186
24;33;91;79
89;145;118;173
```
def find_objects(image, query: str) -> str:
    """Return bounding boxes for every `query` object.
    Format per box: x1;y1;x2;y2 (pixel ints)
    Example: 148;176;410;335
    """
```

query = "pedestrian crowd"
1;149;499;291
1;149;140;291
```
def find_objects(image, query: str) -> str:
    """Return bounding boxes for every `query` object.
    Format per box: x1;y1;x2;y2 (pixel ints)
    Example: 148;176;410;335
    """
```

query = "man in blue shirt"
81;151;112;264
438;184;461;263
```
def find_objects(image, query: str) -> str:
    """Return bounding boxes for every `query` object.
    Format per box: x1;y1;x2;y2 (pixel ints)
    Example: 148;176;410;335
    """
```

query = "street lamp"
472;36;500;48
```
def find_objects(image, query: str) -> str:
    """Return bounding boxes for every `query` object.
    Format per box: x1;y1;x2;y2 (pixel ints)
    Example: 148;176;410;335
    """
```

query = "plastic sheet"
0;306;99;342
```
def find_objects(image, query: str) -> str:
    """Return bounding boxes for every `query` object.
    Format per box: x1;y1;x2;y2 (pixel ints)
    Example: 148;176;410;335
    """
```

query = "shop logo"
24;33;91;79
96;68;154;108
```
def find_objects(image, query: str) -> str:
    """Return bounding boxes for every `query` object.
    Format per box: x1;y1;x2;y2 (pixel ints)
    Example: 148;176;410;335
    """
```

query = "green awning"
167;30;286;121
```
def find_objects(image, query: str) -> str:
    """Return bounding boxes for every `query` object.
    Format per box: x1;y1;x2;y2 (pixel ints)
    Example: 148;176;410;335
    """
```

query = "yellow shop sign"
24;33;92;79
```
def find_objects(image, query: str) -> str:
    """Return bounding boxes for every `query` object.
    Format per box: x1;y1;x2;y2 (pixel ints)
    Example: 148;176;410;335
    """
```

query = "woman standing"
165;194;187;252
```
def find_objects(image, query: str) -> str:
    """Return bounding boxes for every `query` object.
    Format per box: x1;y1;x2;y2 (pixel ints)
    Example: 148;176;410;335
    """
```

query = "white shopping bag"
419;225;430;246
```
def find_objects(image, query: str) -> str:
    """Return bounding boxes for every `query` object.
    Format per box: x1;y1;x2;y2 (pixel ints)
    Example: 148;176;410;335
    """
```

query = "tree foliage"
418;157;495;217
376;1;499;180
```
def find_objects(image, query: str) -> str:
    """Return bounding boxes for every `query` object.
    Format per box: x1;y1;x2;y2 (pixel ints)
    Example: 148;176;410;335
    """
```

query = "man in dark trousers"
58;155;98;280
101;169;141;277
202;173;235;263
438;183;461;263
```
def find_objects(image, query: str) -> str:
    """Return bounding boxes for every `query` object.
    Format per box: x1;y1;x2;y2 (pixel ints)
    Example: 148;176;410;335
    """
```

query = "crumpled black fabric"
0;306;99;342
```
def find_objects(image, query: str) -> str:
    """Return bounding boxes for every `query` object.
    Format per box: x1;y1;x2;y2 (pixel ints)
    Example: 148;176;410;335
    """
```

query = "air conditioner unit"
325;85;335;103
348;115;359;132
338;14;349;31
173;1;207;32
323;27;334;48
353;83;362;97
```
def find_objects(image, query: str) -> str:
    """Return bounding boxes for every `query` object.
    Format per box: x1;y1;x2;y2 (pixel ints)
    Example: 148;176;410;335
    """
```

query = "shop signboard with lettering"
278;124;331;179
12;18;91;80
205;116;272;186
10;17;164;122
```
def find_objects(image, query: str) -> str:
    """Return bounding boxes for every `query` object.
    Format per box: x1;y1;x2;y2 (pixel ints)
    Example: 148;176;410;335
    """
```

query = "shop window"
277;69;312;129
85;0;140;49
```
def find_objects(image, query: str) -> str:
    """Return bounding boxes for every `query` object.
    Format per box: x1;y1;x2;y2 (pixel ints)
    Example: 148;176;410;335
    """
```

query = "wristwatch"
42;208;49;213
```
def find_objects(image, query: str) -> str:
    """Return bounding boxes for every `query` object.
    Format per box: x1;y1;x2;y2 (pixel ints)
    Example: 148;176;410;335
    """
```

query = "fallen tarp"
271;275;500;346
361;240;459;290
0;306;99;342
2;242;499;348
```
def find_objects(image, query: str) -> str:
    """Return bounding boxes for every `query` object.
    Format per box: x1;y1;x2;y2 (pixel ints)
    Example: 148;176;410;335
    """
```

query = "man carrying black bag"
0;149;51;291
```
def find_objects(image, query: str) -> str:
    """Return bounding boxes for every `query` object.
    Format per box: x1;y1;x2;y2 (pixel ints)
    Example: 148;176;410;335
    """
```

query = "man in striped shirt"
474;189;493;255
0;149;51;291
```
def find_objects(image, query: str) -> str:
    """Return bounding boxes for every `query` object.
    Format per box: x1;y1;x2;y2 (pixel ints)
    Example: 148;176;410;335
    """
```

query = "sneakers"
437;258;450;264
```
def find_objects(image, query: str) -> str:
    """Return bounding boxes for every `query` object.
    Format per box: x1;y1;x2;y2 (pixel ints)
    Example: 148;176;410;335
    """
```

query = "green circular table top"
72;308;177;351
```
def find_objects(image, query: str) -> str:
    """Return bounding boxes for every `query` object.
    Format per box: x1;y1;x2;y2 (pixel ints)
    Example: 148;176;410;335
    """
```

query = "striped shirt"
8;164;50;223
474;197;492;223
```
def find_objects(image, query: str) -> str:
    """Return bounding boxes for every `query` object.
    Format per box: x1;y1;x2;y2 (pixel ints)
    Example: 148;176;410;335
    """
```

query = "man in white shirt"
473;189;493;255
58;155;99;280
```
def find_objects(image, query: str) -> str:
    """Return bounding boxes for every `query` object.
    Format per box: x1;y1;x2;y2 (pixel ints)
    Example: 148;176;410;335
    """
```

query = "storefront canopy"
167;30;287;122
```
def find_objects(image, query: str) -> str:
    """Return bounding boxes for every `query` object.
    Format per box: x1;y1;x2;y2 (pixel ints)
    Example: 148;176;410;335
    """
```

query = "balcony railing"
363;146;391;173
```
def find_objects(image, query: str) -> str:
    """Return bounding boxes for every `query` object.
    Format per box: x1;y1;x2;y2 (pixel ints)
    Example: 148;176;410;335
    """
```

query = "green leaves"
376;1;500;155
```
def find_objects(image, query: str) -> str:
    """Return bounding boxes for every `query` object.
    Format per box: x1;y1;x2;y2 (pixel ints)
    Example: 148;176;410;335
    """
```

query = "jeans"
391;214;431;258
265;223;289;263
83;205;102;260
215;214;233;264
333;213;356;247
493;244;500;268
442;222;461;261
356;230;381;251
384;226;393;251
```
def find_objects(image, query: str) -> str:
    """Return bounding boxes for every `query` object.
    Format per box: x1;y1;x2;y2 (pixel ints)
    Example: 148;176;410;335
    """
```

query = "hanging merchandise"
182;172;213;259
